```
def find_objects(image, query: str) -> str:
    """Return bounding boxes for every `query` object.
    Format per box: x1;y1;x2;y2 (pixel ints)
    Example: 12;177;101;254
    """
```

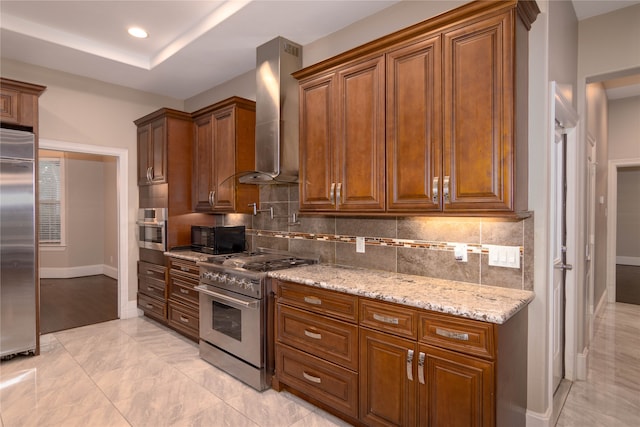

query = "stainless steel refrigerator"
0;127;37;358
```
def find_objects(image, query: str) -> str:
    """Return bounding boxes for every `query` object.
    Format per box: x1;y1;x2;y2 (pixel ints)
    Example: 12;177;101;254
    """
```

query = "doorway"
38;138;130;321
607;160;640;304
38;150;118;332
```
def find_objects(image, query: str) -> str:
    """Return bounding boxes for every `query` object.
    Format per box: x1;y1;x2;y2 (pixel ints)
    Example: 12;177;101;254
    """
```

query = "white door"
551;124;565;393
550;83;578;394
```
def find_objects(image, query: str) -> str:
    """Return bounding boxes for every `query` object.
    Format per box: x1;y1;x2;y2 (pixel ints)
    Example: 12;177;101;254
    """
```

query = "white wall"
609;96;640;161
2;59;183;302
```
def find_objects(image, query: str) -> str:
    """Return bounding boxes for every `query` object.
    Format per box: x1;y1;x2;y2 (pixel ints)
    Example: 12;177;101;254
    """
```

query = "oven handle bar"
195;285;259;309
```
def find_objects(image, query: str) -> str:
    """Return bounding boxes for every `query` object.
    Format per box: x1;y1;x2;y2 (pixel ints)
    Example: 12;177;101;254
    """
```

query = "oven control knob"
228;277;237;285
238;279;248;289
203;271;213;280
219;273;228;283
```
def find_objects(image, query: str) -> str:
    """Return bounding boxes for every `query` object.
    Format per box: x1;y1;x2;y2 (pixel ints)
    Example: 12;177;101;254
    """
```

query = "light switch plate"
356;236;365;253
486;245;520;268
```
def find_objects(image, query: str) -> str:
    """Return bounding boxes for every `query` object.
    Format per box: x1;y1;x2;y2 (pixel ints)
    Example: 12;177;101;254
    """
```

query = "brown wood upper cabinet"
295;0;539;216
298;54;385;212
0;78;46;133
192;97;259;214
135;109;192;186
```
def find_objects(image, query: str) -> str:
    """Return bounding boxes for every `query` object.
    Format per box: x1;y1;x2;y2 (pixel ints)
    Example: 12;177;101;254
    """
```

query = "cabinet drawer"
167;300;199;340
419;312;495;359
277;305;358;370
360;298;418;339
138;276;166;300
169;258;199;279
138;261;167;282
276;344;358;419
138;293;167;321
169;274;199;305
275;280;358;323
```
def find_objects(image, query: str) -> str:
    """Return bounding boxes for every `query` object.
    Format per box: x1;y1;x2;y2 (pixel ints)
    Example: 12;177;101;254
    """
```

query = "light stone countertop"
268;264;534;324
164;249;211;263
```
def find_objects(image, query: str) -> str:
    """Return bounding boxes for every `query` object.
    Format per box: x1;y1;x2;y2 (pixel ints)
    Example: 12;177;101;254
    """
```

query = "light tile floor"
0;317;352;427
1;302;637;427
555;302;640;426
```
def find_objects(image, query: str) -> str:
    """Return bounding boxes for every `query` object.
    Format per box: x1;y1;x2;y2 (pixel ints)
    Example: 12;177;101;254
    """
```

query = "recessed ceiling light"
128;27;148;39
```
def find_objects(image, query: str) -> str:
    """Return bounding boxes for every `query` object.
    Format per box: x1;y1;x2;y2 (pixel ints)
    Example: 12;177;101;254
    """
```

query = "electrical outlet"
454;243;468;262
356;237;365;253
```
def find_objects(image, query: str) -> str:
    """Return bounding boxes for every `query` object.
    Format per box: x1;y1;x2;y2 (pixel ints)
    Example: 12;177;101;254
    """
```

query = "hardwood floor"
616;264;640;305
40;275;118;334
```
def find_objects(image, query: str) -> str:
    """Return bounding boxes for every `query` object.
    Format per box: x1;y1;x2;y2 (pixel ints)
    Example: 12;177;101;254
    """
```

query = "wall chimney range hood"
238;37;302;184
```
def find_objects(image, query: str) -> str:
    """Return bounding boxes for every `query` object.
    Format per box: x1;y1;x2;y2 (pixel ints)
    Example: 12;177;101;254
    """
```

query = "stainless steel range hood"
238;37;302;184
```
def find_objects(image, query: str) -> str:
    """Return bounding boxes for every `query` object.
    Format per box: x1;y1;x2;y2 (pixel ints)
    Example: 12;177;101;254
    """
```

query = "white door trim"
606;157;640;302
39;138;130;319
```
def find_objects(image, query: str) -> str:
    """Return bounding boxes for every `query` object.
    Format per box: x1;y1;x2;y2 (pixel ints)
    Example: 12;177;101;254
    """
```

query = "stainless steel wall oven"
136;208;167;251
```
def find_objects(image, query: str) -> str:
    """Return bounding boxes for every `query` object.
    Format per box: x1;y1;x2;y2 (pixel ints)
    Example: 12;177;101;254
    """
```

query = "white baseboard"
120;300;142;319
616;256;640;266
526;406;552;427
576;347;589;380
40;264;118;279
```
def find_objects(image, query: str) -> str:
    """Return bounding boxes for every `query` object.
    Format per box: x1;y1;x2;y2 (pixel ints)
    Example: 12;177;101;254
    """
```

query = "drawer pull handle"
304;296;322;305
180;266;190;272
406;349;414;381
304;329;322;340
146;271;154;275
302;371;322;384
179;288;190;294
373;313;399;325
147;287;155;292
179;315;189;323
435;327;469;341
145;304;153;309
418;352;426;384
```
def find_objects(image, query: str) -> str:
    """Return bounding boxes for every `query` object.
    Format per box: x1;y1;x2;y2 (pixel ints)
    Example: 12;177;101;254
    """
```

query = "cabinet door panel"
150;119;167;183
193;115;213;211
387;35;442;212
137;125;151;185
419;344;494;427
443;13;513;212
337;55;385;211
360;328;416;426
212;107;236;211
299;74;336;210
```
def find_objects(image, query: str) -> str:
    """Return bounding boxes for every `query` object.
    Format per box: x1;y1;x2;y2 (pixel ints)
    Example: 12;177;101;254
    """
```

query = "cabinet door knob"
304;329;322;340
418;352;426;384
302;371;322;384
304;296;322;305
406;349;414;381
443;175;450;202
432;176;439;204
330;183;336;205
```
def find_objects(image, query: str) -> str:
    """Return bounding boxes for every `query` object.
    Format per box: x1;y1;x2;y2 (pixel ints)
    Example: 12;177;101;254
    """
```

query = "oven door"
136;220;166;251
196;284;263;368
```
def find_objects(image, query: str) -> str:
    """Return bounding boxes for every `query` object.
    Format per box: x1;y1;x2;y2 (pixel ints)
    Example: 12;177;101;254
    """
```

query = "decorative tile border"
248;229;524;255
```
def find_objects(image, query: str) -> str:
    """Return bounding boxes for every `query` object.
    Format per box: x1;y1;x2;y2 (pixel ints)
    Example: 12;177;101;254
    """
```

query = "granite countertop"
268;264;534;325
164;249;210;262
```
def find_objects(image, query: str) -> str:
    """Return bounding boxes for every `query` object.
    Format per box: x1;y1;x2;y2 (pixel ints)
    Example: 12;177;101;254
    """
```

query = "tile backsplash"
227;184;534;291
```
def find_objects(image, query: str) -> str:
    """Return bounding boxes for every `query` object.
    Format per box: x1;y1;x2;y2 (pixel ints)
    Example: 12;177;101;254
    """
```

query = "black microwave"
191;225;245;254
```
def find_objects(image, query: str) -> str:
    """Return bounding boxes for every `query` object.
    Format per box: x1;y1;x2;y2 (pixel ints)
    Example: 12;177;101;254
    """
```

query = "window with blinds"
39;157;65;245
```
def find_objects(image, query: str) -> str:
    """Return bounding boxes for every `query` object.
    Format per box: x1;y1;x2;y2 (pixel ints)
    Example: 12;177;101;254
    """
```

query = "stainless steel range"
195;250;317;391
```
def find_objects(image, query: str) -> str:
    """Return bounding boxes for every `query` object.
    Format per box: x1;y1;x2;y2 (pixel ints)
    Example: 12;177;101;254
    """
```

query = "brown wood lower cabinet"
359;329;416;426
273;279;528;427
137;260;167;324
419;344;494;427
166;257;200;341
